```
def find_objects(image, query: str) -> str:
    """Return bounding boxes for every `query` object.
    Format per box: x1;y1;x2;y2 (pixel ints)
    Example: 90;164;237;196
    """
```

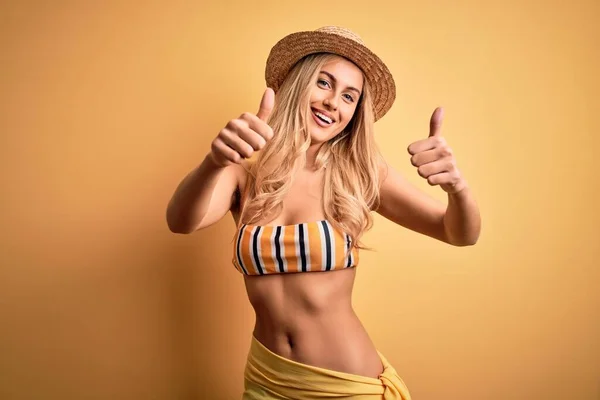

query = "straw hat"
265;26;396;121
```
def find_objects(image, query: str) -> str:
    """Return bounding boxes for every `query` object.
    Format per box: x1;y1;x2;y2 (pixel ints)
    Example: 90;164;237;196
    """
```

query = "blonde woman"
167;26;481;399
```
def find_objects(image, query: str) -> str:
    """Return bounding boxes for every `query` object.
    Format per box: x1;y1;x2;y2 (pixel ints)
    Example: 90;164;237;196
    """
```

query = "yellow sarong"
243;335;412;399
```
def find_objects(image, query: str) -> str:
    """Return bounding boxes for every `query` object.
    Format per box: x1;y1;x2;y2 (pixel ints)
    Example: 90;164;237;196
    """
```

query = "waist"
243;268;383;377
252;308;383;378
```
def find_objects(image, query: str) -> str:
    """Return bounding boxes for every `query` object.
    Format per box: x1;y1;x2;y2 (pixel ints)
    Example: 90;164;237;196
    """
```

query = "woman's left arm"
442;184;481;246
375;107;481;246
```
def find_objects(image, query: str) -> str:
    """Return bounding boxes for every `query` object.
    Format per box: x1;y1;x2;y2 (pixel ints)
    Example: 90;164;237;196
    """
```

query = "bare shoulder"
376;156;390;186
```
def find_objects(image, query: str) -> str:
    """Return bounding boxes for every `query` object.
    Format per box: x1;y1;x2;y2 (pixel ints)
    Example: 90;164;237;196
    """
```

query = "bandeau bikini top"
232;219;359;275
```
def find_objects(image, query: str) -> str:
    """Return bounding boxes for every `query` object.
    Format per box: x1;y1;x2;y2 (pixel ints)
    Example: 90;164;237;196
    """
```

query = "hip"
243;333;412;400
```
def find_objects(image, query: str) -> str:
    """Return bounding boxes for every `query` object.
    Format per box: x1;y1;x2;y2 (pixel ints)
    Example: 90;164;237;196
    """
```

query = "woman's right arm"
166;154;240;234
166;88;275;234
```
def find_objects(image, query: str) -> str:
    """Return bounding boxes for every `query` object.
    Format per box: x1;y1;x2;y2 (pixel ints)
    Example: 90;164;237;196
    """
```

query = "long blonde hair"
238;53;384;250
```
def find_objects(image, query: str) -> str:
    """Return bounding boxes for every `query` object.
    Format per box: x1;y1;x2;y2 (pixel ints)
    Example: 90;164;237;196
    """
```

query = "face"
308;56;364;144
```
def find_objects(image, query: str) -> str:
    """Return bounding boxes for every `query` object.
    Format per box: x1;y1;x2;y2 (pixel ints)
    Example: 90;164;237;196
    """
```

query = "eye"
317;79;331;88
343;93;355;103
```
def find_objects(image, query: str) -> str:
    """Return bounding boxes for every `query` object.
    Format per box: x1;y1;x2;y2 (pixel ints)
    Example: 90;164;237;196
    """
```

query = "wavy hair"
238;53;384;250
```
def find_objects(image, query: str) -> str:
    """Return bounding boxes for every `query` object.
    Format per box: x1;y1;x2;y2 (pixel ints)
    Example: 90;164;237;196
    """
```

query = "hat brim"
265;30;396;121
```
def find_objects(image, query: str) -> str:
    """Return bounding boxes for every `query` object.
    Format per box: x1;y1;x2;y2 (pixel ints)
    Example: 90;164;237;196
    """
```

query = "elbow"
443;221;481;247
448;232;480;247
166;219;188;234
451;238;478;247
167;222;192;235
166;209;194;235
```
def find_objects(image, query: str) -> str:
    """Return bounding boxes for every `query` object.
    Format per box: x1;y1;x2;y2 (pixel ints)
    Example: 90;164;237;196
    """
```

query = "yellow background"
1;1;598;399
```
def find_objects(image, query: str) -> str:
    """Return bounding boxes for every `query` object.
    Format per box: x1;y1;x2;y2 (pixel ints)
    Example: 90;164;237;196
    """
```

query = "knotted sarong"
242;334;412;399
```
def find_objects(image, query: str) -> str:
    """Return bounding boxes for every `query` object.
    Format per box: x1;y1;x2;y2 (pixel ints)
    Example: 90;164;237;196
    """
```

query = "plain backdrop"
1;1;598;399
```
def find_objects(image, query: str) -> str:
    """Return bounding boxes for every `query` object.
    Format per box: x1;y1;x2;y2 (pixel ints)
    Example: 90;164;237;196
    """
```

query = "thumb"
429;107;444;137
257;87;275;121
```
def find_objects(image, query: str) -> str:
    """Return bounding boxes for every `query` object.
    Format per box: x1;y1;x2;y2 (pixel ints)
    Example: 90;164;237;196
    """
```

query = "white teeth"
314;110;332;124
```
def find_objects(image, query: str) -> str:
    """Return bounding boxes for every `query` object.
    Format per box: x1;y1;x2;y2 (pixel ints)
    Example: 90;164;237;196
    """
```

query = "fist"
209;88;275;167
407;107;467;194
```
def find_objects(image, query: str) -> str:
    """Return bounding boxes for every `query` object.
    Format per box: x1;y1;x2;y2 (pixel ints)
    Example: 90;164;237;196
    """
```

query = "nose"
323;94;338;111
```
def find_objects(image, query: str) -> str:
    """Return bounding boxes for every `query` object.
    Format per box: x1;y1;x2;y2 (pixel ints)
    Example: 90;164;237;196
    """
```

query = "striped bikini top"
232;219;359;276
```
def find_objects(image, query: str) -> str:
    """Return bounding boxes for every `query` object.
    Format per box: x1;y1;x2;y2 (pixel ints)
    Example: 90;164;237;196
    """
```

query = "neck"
304;141;324;171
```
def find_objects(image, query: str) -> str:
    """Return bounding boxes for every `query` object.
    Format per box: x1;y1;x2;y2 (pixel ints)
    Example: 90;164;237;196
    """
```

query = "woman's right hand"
209;88;275;168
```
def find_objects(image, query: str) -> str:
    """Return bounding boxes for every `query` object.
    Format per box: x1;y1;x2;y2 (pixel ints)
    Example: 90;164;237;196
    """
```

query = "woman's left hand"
407;107;468;194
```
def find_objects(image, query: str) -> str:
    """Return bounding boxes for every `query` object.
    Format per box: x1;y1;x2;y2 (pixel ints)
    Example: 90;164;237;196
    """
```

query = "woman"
167;26;481;399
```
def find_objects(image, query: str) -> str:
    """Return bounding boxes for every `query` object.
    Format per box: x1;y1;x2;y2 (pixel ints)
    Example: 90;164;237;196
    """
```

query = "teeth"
314;111;332;124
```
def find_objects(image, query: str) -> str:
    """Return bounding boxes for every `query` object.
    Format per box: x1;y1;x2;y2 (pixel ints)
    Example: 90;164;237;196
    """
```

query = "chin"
309;124;341;144
309;131;336;144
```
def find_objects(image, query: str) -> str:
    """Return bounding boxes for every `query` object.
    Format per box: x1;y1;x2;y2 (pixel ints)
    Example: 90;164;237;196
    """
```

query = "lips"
311;108;335;126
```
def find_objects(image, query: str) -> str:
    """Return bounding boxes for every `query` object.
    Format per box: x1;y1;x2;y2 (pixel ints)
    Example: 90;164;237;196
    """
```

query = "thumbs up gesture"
209;88;275;168
407;107;467;194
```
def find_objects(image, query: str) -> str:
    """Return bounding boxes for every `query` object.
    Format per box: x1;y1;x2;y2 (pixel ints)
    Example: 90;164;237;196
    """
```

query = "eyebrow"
319;71;362;96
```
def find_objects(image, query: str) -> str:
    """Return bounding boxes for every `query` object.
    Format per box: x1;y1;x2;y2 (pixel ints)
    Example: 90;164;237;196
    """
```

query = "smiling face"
308;55;364;144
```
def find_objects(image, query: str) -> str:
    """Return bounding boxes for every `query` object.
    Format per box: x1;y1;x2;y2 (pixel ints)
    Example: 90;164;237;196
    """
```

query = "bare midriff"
243;266;384;378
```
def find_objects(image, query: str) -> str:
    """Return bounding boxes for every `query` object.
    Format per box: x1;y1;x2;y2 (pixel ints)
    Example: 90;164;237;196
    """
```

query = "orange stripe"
282;225;299;273
306;222;323;272
261;226;274;274
240;226;255;274
232;230;244;274
332;227;346;269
